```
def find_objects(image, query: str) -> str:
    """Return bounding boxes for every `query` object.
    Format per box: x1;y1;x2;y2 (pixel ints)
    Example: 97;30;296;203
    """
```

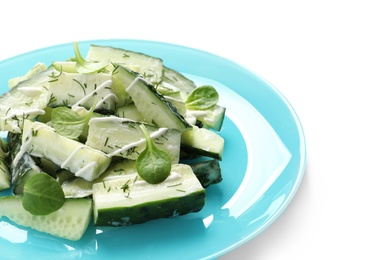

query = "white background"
1;1;372;259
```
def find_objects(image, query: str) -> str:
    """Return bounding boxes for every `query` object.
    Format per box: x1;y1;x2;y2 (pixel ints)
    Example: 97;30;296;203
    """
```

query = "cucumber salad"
0;43;225;241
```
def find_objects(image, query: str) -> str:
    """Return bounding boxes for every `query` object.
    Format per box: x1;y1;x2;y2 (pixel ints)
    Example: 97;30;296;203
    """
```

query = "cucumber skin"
93;164;206;226
95;190;205;226
181;127;224;161
189;159;223;188
87;44;163;85
127;75;191;131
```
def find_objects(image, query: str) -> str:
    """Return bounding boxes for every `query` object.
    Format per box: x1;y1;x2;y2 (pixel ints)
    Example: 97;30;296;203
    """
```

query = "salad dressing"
0;108;45;133
18;86;44;97
12;123;53;167
71;79;115;110
106;127;168;158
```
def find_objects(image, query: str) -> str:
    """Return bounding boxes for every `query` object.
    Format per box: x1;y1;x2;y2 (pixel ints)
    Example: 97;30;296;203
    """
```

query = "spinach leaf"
185;85;219;110
74;42;109;73
136;124;171;184
51;106;94;139
22;174;65;215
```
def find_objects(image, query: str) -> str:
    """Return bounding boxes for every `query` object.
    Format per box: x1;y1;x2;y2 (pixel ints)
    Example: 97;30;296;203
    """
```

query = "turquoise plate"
0;40;306;259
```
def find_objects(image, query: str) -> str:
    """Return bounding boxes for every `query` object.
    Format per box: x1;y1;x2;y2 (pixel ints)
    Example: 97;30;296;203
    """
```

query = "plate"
0;40;306;259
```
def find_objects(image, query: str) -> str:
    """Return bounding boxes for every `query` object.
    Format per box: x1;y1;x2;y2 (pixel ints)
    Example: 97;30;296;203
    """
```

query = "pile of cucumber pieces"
0;43;225;241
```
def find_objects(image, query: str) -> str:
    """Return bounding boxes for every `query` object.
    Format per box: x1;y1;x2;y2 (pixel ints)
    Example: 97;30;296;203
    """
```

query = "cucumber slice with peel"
189;159;223;188
126;75;191;131
160;66;197;100
47;72;119;112
0;196;92;241
93;164;205;226
22;120;111;182
86;44;163;85
0;139;10;191
7;132;46;194
181;126;224;160
0;67;55;133
8;62;47;89
115;103;145;122
192;104;226;131
86;118;181;164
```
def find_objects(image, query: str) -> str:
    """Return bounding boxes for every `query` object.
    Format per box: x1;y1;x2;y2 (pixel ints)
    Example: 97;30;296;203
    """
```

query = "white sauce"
74;161;97;178
0;108;45;132
71;79;114;110
125;77;141;92
61;145;87;169
96;93;119;108
18;87;44;97
12;123;53;167
107;127;168;158
88;116;135;126
185;110;208;118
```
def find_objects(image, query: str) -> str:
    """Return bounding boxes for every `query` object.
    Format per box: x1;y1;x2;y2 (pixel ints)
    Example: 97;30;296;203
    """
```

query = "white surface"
1;0;372;259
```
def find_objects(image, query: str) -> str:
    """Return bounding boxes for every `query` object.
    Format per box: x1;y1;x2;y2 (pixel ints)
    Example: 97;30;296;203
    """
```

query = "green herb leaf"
74;42;109;73
22;174;65;215
136;124;171;184
51;105;94;139
185;85;219;110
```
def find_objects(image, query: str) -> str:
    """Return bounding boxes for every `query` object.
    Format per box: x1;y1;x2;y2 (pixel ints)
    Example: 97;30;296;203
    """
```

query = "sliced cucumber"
181;126;224;160
60;159;137;198
96;158;138;182
107;64;191;131
7;132;45;194
0;139;10;191
126;74;191;131
60;159;138;198
189;159;223;188
160;66;197;100
86;118;181;164
86;44;163;85
56;169;75;185
22;120;111;182
111;64;139;106
93;164;205;226
47;71;120;112
61;177;93;198
33;157;59;177
0;67;55;133
8;62;47;89
52;61;78;73
115;103;145;122
190;104;226;131
0;196;92;241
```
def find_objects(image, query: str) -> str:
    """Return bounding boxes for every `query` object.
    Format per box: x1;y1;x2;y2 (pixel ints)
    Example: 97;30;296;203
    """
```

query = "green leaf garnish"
136;124;171;184
51;105;95;139
22;174;65;215
73;42;109;73
185;85;219;110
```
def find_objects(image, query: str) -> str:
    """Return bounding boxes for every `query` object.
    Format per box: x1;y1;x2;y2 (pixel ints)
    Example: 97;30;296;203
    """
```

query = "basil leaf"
136;124;171;184
22;174;65;215
185;85;219;110
73;42;109;73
